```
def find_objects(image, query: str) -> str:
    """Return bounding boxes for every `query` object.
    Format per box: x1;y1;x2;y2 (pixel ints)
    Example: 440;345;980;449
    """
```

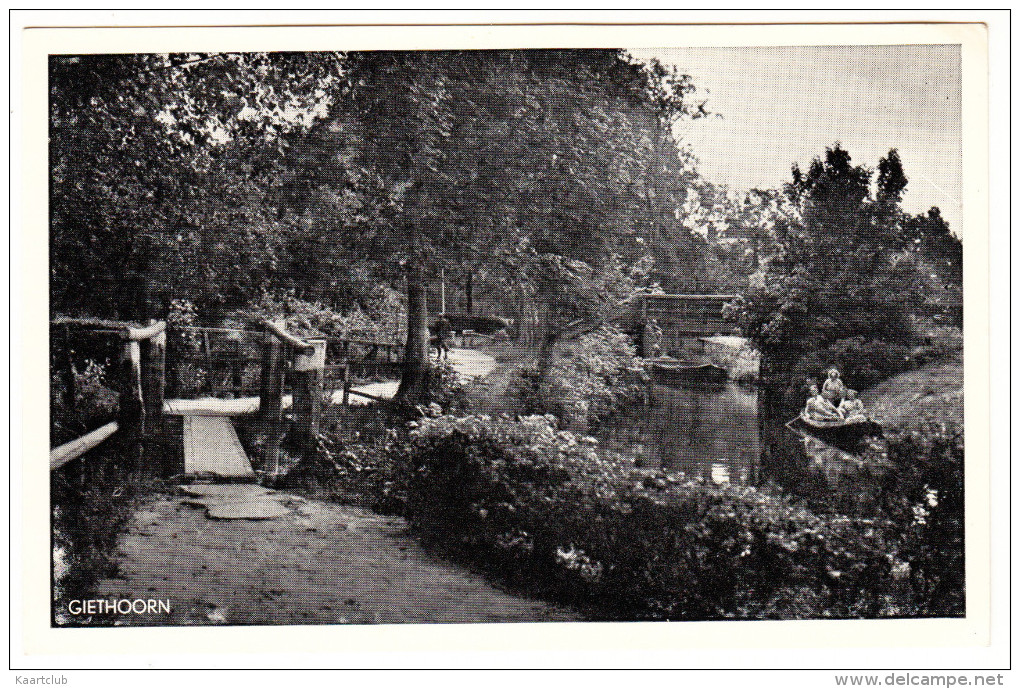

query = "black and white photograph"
16;15;1000;670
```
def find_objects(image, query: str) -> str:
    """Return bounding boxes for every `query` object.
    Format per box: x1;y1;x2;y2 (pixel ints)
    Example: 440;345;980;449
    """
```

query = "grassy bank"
862;356;963;431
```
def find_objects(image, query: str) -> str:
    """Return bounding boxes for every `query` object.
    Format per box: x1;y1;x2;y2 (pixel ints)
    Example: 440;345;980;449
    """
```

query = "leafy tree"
285;49;708;401
732;144;942;402
49;52;339;321
51;50;711;403
901;207;963;327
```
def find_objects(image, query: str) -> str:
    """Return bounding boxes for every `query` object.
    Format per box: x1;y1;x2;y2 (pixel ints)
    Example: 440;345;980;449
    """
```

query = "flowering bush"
424;360;468;412
875;422;965;616
392;414;903;620
510;326;646;428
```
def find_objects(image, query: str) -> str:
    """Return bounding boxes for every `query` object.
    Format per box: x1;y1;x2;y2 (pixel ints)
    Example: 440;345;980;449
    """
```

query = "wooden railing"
49;318;167;471
50;421;119;471
258;320;326;475
52;316;406;477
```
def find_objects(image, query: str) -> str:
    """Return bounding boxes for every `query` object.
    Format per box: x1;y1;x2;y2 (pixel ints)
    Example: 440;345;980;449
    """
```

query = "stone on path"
205;500;293;520
179;484;275;499
179;483;299;520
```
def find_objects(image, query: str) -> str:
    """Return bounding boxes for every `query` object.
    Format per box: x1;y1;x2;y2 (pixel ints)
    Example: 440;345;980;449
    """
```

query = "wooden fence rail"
50;421;119;470
52;317;405;477
49;320;167;472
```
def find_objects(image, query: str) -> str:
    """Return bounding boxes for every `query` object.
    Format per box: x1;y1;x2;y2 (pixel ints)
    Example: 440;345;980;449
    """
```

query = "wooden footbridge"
631;294;741;357
50;318;406;482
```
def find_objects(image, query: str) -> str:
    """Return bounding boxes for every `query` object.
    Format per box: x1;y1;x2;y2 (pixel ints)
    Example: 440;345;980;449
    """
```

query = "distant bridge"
637;294;740;356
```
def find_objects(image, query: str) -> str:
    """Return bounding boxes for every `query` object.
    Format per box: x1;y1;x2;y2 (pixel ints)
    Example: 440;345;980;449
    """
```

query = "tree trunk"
465;271;473;314
396;254;431;402
536;329;559;380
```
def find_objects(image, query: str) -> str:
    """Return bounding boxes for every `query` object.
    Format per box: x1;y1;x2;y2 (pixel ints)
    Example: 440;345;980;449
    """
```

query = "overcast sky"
630;45;962;234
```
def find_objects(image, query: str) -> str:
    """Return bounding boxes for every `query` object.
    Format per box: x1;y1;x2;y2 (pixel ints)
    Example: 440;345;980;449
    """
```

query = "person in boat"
837;389;867;422
805;383;842;421
822;368;846;405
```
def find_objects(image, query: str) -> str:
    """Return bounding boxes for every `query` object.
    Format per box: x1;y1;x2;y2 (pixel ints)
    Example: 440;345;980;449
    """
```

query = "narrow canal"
598;376;880;512
602;379;762;485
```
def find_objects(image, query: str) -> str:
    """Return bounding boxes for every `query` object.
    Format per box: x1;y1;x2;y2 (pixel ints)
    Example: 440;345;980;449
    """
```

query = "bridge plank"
182;415;255;480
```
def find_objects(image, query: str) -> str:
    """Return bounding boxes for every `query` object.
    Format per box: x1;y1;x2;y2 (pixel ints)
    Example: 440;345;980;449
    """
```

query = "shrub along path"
93;486;579;625
88;346;575;625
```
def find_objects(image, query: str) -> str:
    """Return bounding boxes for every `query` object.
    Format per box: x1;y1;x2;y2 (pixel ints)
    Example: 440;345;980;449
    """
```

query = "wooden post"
202;329;214;394
440;267;446;314
61;323;76;413
141;325;166;432
117;338;145;467
259;324;285;477
293;339;326;457
141;324;167;474
342;362;351;408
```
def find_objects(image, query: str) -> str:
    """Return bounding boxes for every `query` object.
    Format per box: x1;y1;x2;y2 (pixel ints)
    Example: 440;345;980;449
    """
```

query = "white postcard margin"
13;17;998;667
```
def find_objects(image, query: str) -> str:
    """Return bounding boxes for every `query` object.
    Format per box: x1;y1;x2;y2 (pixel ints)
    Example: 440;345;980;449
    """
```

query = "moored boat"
646;356;728;383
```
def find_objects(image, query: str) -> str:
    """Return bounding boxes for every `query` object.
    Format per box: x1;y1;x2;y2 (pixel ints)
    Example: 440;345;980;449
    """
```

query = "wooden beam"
50;421;119;470
262;320;315;354
51;316;135;330
345;388;390;403
643;294;740;300
123;320;166;341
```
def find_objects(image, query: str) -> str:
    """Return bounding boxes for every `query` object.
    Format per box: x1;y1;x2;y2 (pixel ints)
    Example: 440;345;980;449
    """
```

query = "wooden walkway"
182;415;255;480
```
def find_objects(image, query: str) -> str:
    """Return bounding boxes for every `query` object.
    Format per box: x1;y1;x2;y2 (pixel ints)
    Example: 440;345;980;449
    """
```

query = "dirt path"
94;488;578;625
344;347;498;406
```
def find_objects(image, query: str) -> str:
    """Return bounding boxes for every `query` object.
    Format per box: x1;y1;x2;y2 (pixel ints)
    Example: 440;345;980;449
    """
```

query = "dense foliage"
50;49;714;401
223;289;406;342
510;326;646;429
49;53;342;321
729;145;962;407
382;414;963;620
51;434;155;625
285;50;710;399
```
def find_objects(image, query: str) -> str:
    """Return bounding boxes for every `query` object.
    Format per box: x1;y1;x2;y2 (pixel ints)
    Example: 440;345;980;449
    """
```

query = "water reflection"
599;377;885;514
602;380;761;485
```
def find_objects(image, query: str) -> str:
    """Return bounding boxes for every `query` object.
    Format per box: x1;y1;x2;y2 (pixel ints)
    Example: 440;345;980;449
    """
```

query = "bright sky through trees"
630;45;962;235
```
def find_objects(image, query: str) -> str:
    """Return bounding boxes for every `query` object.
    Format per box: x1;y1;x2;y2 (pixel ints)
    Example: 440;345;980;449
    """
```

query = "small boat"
647;356;728;383
786;412;883;444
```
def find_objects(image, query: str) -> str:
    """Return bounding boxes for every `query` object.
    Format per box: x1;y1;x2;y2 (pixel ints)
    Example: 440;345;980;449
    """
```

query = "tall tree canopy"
49;52;340;320
732;144;958;399
282;49;709;399
51;49;713;401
